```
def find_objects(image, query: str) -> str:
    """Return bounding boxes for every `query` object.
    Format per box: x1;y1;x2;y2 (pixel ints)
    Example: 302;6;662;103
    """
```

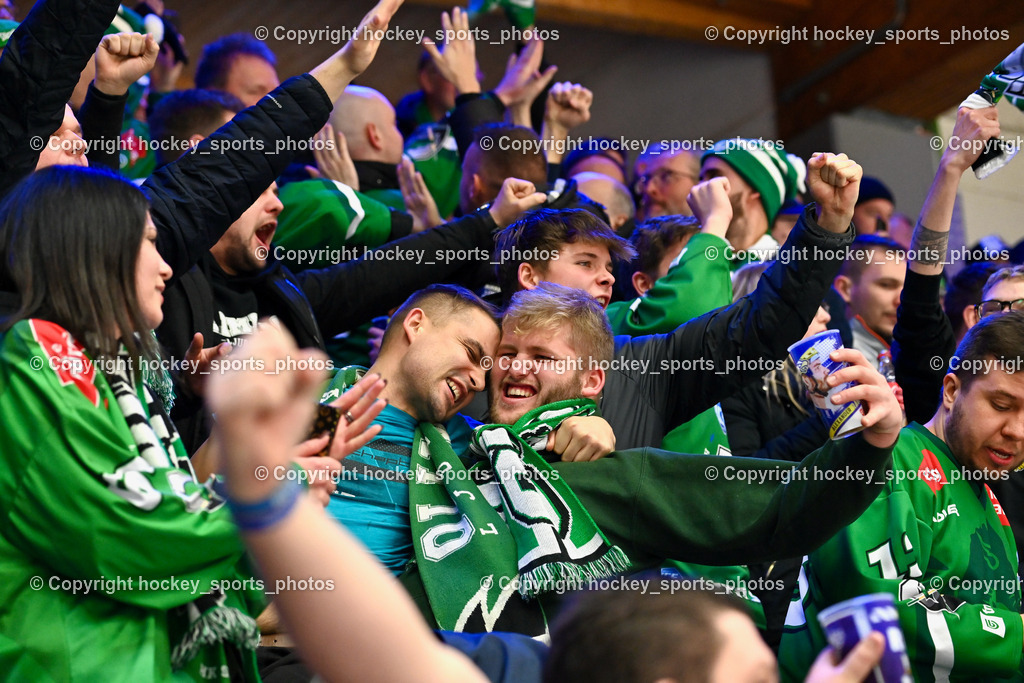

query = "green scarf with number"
409;399;631;635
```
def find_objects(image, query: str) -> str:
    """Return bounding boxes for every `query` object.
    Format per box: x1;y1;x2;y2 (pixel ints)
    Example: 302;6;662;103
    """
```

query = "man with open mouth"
780;311;1024;683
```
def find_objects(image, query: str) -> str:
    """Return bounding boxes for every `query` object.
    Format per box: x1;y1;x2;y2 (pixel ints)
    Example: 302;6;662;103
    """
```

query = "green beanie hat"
701;138;805;222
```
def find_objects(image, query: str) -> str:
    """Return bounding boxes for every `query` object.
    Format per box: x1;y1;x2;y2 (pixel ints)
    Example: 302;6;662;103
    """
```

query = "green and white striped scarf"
410;399;630;635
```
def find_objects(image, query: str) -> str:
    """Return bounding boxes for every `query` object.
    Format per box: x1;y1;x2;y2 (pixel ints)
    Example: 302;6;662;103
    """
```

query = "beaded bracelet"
225;476;304;532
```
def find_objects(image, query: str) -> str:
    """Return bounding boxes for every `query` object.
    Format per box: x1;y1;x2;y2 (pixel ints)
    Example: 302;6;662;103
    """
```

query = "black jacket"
598;206;855;450
465;206;856;450
721;373;829;461
144;74;333;284
160;209;500;452
891;268;953;424
0;0;120;196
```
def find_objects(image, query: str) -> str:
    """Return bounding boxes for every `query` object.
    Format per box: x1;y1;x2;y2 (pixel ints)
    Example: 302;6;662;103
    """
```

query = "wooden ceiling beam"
406;0;812;43
771;0;1024;137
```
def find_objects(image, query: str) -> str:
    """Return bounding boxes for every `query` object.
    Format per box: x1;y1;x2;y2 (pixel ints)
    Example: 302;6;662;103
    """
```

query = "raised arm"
910;106;1000;277
891;106;999;422
613;154;860;433
144;0;403;281
0;0;120;194
556;349;901;567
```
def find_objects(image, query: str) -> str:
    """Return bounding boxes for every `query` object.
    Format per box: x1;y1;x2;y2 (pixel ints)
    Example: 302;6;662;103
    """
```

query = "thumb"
145;33;160;57
837;632;886;679
521;191;547;209
186;332;203;358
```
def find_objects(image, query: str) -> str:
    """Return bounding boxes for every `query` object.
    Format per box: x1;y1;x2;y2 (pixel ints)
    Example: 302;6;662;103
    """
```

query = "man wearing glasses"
971;269;1024;322
634;145;699;221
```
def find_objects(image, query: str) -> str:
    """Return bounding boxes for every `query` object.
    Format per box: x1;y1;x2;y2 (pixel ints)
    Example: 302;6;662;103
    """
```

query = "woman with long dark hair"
0;165;264;681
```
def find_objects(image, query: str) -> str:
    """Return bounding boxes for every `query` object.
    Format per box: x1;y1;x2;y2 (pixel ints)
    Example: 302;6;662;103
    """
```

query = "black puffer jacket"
0;0;120;196
721;371;829;461
598;206;855;450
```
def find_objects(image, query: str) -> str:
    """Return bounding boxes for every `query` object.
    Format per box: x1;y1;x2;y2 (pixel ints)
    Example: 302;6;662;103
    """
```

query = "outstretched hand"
421;7;480;95
312;0;404;100
206;322;385;502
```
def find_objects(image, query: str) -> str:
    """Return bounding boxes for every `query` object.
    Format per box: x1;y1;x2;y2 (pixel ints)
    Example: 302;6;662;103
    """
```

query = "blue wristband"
227;476;304;532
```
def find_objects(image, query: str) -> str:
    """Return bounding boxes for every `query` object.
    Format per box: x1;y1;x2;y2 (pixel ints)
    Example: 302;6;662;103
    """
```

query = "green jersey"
779;422;1022;683
0;320;263;682
403;122;462;220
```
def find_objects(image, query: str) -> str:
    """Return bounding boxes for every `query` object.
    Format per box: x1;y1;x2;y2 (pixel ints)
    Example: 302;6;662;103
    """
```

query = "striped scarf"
410;399;630;636
105;350;260;671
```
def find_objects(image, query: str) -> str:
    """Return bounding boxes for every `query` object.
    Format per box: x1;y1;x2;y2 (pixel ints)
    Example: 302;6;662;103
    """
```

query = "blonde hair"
503;282;613;367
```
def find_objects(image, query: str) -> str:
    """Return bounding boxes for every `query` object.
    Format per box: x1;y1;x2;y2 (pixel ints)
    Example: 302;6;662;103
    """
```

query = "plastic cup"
788;330;864;439
817;593;913;683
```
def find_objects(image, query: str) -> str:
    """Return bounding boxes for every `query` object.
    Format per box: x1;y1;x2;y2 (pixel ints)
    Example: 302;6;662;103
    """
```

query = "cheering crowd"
2;0;1024;681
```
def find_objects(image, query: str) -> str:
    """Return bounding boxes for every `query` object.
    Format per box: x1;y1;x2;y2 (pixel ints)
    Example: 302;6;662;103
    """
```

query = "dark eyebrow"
988;389;1019;402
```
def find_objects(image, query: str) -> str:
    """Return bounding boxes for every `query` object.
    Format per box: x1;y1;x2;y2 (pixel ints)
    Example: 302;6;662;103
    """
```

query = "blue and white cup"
817;593;913;683
788;329;864;439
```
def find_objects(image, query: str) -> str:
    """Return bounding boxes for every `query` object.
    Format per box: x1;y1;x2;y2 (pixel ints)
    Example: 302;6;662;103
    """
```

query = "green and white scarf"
961;42;1024;178
409;399;630;635
105;351;260;672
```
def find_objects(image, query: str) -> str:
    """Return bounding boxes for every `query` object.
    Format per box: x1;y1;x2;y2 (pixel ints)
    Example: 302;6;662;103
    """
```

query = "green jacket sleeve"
607;232;733;336
553;432;892;568
0;321;248;610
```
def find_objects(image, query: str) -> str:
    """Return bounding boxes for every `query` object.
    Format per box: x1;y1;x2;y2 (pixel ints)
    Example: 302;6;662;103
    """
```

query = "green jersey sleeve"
606;232;732;336
0;320;249;611
276;179;396;269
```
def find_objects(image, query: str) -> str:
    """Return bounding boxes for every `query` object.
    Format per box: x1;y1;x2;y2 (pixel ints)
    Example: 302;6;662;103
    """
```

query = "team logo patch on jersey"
985;484;1011;526
918;449;948;494
29;320;99;407
981;610;1007;638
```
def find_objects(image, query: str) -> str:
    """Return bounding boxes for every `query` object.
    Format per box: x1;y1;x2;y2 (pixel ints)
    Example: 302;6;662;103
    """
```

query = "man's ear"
833;274;853;304
746;190;762;213
962;303;981;332
632;270;654;298
518;262;541;290
402;308;427;343
471;173;488;208
941;372;961;411
580;367;605;398
366;121;383;151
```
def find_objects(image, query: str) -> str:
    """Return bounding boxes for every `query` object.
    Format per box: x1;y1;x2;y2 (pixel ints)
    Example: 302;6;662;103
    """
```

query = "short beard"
944;398;970;470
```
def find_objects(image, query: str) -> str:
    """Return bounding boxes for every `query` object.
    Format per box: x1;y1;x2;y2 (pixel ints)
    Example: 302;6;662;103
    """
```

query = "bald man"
330;85;405;166
573;171;635;235
326;85;407;208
